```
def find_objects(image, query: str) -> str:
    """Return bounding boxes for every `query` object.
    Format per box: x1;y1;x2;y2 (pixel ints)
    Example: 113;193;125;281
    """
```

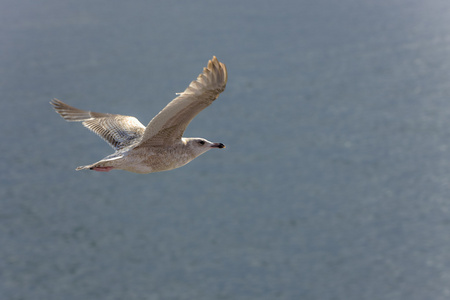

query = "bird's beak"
211;143;225;149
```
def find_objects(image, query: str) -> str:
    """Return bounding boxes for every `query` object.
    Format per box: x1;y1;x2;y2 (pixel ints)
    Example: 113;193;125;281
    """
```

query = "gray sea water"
2;0;450;299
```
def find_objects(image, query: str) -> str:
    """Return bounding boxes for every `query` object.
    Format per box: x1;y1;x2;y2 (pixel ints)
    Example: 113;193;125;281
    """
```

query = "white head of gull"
50;56;227;173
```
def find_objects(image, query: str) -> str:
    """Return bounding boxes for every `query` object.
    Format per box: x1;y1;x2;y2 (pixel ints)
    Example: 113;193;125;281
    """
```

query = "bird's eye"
198;140;205;145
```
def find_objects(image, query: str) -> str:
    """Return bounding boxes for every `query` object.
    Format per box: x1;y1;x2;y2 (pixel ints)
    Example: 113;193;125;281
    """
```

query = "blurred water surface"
2;0;450;299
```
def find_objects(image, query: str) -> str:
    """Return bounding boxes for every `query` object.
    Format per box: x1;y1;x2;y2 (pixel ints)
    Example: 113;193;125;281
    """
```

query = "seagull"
50;56;227;173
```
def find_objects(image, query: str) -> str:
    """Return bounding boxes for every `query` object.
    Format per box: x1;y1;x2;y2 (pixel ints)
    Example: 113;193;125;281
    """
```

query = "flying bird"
50;56;227;173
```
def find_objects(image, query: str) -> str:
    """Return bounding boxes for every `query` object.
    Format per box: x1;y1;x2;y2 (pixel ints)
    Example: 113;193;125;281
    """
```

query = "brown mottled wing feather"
137;56;228;147
50;99;145;150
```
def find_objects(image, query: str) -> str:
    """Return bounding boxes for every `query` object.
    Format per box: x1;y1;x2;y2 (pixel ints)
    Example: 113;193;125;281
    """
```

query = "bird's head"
183;138;225;157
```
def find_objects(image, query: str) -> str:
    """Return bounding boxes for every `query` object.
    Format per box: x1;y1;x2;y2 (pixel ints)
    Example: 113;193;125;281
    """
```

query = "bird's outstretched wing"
137;56;227;147
50;99;145;150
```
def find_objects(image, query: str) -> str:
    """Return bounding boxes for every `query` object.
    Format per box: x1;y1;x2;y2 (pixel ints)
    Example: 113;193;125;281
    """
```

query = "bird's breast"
129;145;195;173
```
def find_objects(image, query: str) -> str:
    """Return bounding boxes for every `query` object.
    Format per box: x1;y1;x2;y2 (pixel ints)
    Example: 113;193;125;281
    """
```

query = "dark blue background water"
2;0;450;299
